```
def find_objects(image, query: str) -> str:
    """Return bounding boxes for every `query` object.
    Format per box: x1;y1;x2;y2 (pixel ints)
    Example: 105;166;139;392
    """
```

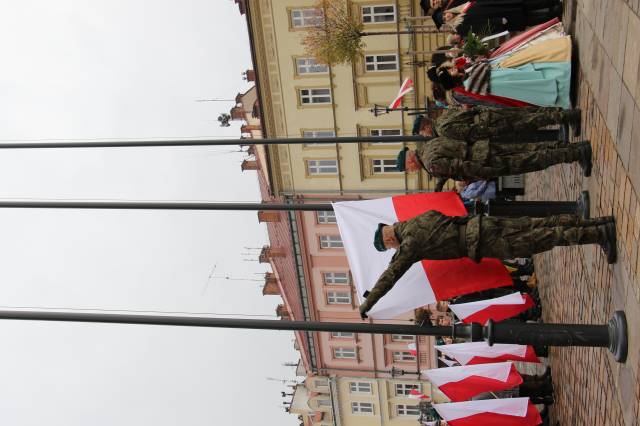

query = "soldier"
426;106;582;141
359;212;616;318
397;136;592;192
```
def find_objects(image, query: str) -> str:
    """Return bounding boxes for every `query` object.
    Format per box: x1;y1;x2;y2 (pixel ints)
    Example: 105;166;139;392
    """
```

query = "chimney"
230;106;245;120
244;69;256;82
262;273;280;295
276;304;291;319
241;160;260;171
241;124;262;133
258;211;281;223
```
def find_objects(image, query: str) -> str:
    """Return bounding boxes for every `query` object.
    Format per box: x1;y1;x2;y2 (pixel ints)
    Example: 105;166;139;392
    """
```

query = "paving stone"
629;106;640;194
611;2;631;74
607;72;623;139
623;10;640;99
617;83;635;167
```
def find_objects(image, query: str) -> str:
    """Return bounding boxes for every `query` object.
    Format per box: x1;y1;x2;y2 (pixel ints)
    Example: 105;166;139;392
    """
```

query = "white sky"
0;1;301;425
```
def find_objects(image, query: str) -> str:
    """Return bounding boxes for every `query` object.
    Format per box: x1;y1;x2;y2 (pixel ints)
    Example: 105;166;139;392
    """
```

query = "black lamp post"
0;309;627;363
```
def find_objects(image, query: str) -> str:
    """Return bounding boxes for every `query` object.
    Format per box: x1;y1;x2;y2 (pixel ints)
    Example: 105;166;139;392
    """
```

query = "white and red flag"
388;78;414;109
433;398;542;426
436;342;540;365
423;362;523;402
332;192;511;318
449;293;535;324
409;388;430;400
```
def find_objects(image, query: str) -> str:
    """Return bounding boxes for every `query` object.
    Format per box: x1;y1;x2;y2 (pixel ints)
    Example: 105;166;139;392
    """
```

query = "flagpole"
0;135;425;149
0;309;627;362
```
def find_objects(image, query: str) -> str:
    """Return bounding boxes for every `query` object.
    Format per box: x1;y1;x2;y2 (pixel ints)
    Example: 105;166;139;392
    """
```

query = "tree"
302;0;439;65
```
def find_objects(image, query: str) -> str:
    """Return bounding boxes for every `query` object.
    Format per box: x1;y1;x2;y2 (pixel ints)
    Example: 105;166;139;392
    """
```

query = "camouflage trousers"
467;107;568;141
461;140;581;179
477;215;604;259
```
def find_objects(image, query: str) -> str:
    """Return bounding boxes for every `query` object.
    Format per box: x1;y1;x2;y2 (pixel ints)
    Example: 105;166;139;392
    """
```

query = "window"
349;382;373;394
392;334;415;342
296;57;329;74
317;399;332;407
327;291;351;304
334;347;357;359
395;383;419;396
351;402;374;414
307;159;339;175
370;128;402;137
323;271;349;284
299;88;332;104
304;130;336;138
314;378;329;388
316;211;337;224
392;351;417;362
291;8;323;27
372;159;399;174
362;5;396;23
365;54;398;71
319;235;343;248
395;404;420;417
331;331;355;338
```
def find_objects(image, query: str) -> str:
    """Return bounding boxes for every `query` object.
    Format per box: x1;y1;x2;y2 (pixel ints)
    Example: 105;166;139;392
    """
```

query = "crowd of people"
360;4;608;425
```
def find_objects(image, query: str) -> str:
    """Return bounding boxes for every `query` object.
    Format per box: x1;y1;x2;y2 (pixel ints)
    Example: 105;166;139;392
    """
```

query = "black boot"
577;141;592;177
566;108;582;136
598;221;617;264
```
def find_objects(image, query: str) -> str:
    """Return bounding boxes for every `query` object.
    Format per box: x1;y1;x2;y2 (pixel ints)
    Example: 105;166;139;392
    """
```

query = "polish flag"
423;362;523;402
408;343;418;356
440;357;460;367
388;78;414;109
436;342;540;365
332;192;511;319
449;293;536;324
433;398;542;426
409;388;430;399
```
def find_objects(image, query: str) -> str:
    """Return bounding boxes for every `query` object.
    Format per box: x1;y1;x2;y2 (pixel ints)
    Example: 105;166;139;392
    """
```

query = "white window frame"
395;404;420;417
331;331;355;339
317;398;332;407
299;88;332;104
351;402;375;415
370;128;402;137
291;8;323;27
327;291;352;305
362;5;396;23
364;54;399;72
319;235;343;248
392;351;417;362
391;334;416;342
307;159;339;175
296;57;329;74
316;211;338;224
394;383;420;396
323;271;349;285
314;378;329;388
372;158;400;174
349;381;373;394
334;347;357;359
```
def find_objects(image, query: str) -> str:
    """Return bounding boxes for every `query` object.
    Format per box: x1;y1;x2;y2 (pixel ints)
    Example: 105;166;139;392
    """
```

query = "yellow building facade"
244;0;446;197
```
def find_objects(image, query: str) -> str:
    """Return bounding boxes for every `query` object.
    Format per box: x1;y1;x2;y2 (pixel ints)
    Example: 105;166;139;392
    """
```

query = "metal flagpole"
0;309;627;362
0;135;425;149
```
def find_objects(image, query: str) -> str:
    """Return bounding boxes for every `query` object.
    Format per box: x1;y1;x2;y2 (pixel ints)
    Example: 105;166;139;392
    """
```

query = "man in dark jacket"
359;212;616;318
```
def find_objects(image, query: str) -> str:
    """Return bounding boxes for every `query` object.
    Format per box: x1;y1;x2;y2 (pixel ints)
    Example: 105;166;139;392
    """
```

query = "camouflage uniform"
433;106;571;141
416;137;582;181
359;212;606;316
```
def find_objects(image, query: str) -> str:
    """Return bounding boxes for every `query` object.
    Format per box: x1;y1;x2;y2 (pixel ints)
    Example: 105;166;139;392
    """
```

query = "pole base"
608;311;628;363
577;190;590;219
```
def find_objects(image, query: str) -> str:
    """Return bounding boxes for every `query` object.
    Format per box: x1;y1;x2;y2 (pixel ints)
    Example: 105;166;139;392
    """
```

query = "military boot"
559;122;570;144
576;141;592;177
566;108;582;137
597;221;617;264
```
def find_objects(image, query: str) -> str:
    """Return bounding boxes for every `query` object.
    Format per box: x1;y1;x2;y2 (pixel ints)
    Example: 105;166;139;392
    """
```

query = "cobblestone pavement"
524;0;640;424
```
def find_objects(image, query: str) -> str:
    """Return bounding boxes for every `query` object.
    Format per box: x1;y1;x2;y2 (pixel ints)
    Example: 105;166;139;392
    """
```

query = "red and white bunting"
435;342;540;365
433;398;542;426
409;388;430;400
449;292;535;324
332;193;511;318
423;362;523;402
388;78;413;109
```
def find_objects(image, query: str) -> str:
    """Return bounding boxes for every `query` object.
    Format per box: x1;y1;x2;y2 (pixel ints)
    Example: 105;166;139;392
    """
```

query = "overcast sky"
0;1;301;425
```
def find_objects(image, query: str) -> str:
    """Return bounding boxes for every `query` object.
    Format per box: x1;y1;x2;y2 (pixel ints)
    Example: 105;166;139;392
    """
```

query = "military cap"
373;223;389;252
432;8;444;29
437;69;457;90
427;66;438;83
396;147;409;171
